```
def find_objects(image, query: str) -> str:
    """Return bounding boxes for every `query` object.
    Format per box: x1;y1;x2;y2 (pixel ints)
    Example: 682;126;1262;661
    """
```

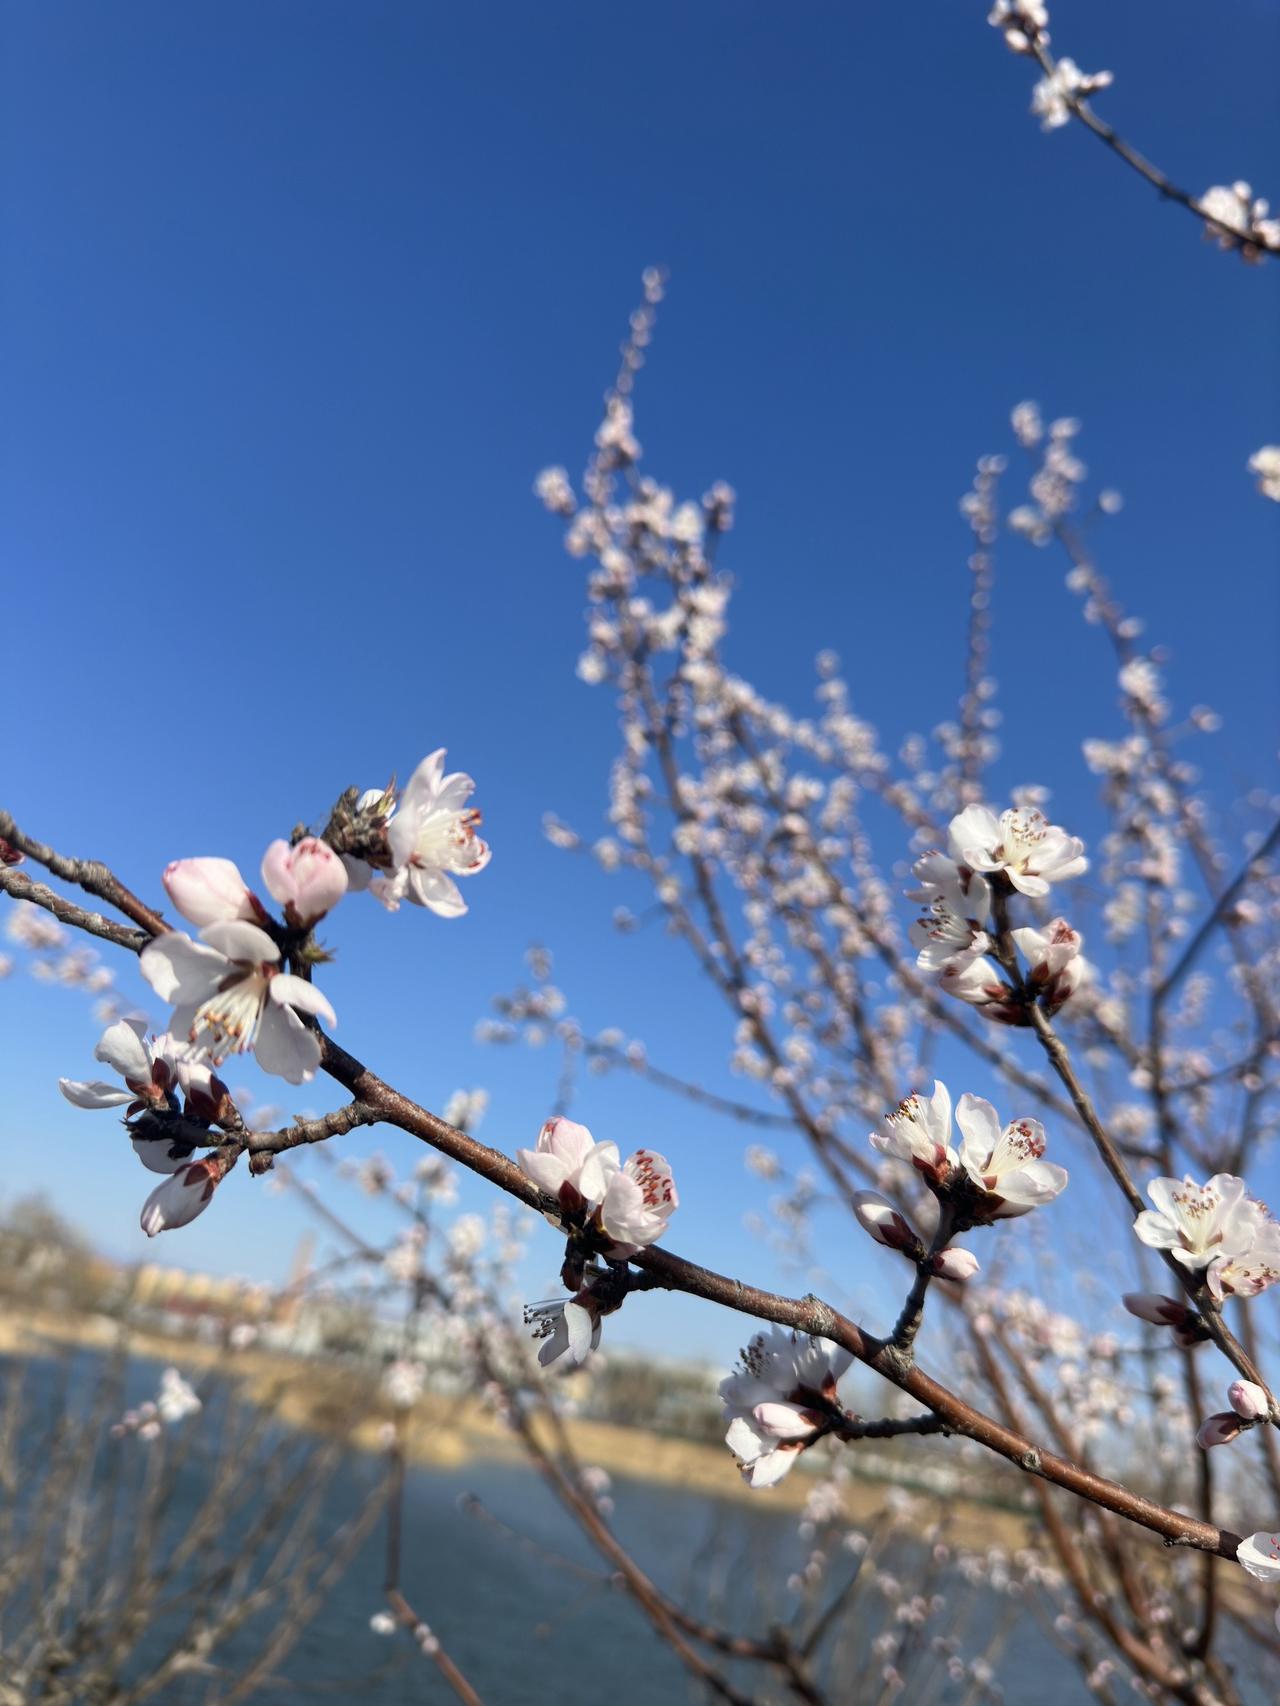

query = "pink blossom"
260;837;348;927
163;858;261;928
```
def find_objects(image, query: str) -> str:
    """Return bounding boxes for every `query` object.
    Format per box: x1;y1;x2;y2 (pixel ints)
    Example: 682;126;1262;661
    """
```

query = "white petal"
955;1092;1000;1170
200;920;279;964
94;1017;150;1081
563;1301;595;1364
406;866;466;918
59;1077;134;1109
268;973;336;1027
139;933;226;1005
254;1002;321;1085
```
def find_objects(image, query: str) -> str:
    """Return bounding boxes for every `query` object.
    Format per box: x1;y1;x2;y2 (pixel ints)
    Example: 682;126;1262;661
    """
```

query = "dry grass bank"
3;1303;1029;1545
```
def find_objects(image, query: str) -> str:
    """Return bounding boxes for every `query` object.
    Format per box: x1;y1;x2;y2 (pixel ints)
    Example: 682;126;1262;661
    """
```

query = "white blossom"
1133;1174;1259;1272
720;1328;852;1489
382;750;491;916
955;1094;1068;1217
140;1159;221;1237
948;804;1086;897
140;921;336;1085
1237;1531;1280;1582
1031;59;1112;132
1248;445;1280;501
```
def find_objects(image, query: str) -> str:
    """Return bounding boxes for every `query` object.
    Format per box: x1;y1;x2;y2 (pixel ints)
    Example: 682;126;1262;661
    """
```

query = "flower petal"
254;1001;321;1085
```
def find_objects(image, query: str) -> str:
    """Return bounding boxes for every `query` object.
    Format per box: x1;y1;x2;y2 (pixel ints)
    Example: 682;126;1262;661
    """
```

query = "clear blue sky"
2;2;1277;1364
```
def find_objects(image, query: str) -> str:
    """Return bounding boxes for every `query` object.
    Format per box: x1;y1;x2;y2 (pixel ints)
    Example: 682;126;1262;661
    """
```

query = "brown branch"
1018;31;1280;257
0;811;168;936
0;867;149;952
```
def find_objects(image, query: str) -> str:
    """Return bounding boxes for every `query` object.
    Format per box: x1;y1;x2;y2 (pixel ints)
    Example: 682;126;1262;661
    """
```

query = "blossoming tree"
3;6;1280;1700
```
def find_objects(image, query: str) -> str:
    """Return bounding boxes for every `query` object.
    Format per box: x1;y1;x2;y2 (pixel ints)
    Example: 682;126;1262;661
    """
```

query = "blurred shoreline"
1;1303;1029;1543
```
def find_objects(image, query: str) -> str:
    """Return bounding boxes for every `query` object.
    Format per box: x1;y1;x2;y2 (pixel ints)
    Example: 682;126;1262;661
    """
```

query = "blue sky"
2;2;1277;1364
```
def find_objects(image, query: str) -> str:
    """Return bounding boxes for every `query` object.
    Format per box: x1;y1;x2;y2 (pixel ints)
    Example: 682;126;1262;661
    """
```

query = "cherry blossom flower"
947;805;1087;898
1249;446;1280;502
1012;919;1086;1013
853;1191;922;1254
517;1116;618;1219
382;750;491;916
260;837;348;928
1133;1174;1257;1272
955;1095;1068;1218
870;1082;957;1184
907;853;992;972
720;1328;852;1489
369;1612;398;1637
59;1019;226;1173
517;1118;678;1254
140;1158;222;1237
163;857;263;928
140;921;336;1085
1199;183;1280;261
1237;1531;1280;1582
1122;1293;1194;1328
525;1296;602;1367
597;1148;678;1257
60;1017;182;1114
987;0;1048;55
1207;1213;1280;1301
1031;59;1113;132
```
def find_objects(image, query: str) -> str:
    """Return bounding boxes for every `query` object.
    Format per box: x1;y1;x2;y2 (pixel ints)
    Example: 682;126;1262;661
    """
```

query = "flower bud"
931;1246;980;1282
1196;1412;1244;1449
163;858;257;927
1228;1380;1270;1421
140;1158;221;1237
852;1191;921;1254
260;837;349;928
1122;1293;1192;1328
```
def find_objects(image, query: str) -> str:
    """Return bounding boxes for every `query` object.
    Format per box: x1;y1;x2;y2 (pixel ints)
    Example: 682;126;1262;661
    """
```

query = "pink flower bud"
140;1159;221;1237
852;1191;921;1254
260;837;349;928
1228;1380;1270;1420
163;858;257;927
932;1246;980;1282
1122;1293;1191;1328
1196;1412;1244;1449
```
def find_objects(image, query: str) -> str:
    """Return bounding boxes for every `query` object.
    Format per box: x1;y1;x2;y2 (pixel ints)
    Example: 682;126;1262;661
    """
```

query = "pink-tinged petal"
268;973;336;1027
406;866;467;917
254;1002;321;1085
199;920;279;965
94;1017;150;1082
139;1160;219;1237
139;933;227;1005
1229;1381;1270;1420
516;1150;571;1197
1197;1413;1244;1449
59;1077;134;1109
537;1116;597;1170
262;838;348;924
932;1247;980;1281
259;839;297;907
753;1401;817;1441
163;858;256;927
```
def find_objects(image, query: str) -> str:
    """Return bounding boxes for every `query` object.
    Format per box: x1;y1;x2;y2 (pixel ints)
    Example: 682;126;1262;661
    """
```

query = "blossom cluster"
56;750;491;1237
907;804;1087;1024
517;1116;678;1366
